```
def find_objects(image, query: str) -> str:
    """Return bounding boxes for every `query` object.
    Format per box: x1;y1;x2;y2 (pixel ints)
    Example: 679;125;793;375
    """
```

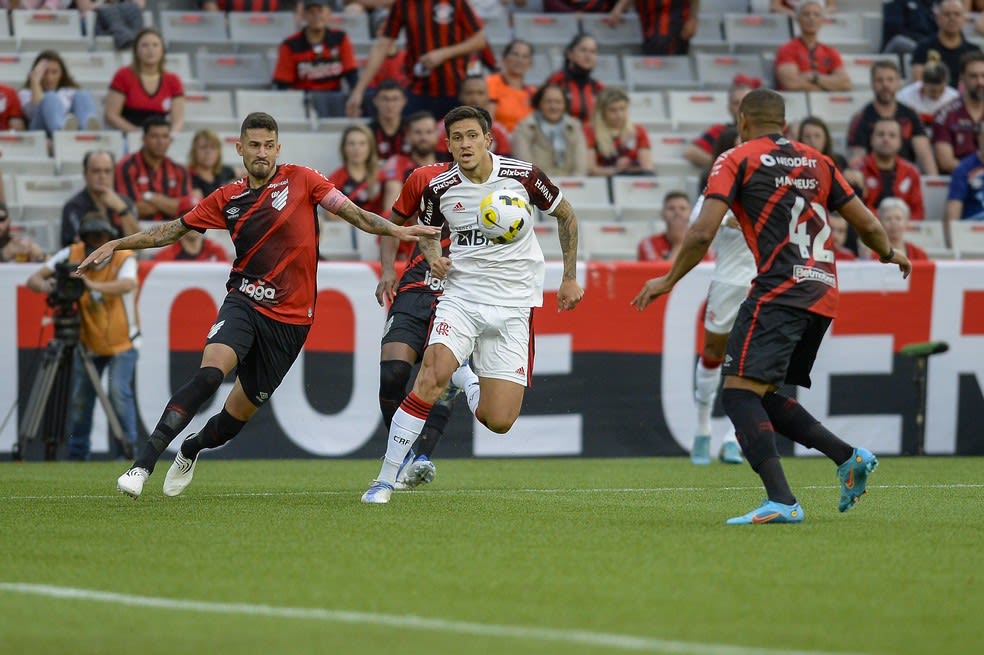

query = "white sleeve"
117;255;138;282
43;247;71;271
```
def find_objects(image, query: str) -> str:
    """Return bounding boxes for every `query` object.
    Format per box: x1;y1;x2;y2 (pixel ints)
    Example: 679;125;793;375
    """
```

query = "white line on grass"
0;582;869;655
2;483;982;501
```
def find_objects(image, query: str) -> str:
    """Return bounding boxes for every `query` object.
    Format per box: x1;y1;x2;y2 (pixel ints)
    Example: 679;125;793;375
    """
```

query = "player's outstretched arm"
632;196;725;311
333;198;440;242
551;198;584;312
838;197;912;279
75;219;189;276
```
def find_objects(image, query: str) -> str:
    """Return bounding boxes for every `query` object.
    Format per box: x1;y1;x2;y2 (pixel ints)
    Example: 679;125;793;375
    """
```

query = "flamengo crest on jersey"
419;153;563;308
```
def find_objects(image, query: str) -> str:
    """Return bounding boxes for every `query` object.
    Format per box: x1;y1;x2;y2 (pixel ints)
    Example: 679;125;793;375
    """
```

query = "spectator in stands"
945;123;984;246
829;212;857;260
774;0;851;92
637;190;692;262
436;75;511;158
326;124;386;220
18;51;100;137
846;60;937;175
272;0;358;118
62;150;139;247
0;172;46;262
115;116;199;222
546;34;604;124
0;83;27;131
932;50;984;173
512;82;589;178
487;39;535;133
858;118;925;221
368;80;410;161
608;0;697;56
881;0;937;55
769;0;835;17
152;230;229;263
381;111;440;209
84;0;146;51
105;28;186;133
585;88;653;177
365;11;410;101
199;0;301;13
910;0;980;86
875;197;928;261
683;81;753;170
797;115;849;170
187;129;239;198
345;0;487;120
897;60;960;132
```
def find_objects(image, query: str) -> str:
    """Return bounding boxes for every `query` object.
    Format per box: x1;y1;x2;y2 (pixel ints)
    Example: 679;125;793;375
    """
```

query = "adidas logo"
452;201;467;212
515;366;525;376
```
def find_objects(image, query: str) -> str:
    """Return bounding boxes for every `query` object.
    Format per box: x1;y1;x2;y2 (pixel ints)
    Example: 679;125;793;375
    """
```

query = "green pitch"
1;457;981;655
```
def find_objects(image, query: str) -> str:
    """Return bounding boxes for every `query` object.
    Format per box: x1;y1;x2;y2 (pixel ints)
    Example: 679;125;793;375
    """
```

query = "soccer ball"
478;190;533;244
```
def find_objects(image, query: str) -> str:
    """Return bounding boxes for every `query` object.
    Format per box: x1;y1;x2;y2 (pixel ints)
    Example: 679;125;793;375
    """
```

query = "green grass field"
1;457;981;655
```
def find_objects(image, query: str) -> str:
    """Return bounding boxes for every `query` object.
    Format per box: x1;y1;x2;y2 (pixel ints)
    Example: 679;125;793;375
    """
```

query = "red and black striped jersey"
327;166;386;215
633;0;693;46
704;134;856;319
115;151;194;222
383;0;484;98
180;164;336;325
370;120;411;161
390;162;452;296
545;69;604;123
272;29;358;92
203;1;285;10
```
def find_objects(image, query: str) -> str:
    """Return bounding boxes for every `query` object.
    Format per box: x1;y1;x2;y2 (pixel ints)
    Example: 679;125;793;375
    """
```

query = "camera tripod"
16;312;132;461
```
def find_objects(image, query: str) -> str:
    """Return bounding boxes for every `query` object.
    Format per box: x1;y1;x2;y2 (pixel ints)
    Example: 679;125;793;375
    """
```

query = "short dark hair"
870;60;900;79
663;190;690;206
502;38;533;59
82;149;116;172
142;115;171;134
531;82;570;114
738;88;785;128
443;105;489;136
960;50;984;74
405;110;435;129
240;111;279;138
374;79;406;96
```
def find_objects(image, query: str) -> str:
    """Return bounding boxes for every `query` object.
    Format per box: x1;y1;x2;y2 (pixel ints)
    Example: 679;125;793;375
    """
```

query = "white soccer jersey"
690;195;757;286
419;153;564;307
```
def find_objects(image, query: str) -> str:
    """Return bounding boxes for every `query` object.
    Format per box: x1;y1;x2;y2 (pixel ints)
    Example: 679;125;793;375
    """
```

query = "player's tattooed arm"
75;219;189;275
552;198;579;281
335;199;400;236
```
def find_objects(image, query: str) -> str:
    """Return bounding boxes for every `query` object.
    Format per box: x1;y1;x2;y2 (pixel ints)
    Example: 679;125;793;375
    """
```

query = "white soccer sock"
695;359;722;436
378;407;426;484
452;362;481;415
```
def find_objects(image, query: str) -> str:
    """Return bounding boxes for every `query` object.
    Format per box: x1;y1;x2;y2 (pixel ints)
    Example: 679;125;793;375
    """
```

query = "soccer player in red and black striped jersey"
632;89;911;525
78;111;439;501
609;0;698;56
345;0;487;120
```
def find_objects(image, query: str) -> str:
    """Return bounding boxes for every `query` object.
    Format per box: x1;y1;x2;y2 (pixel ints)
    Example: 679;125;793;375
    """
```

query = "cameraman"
26;212;140;460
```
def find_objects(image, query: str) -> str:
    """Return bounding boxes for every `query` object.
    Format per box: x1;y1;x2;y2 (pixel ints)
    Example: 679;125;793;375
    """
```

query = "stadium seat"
950;221;984;258
840;54;900;89
277;131;341;173
316;116;370;133
723;13;791;53
647;132;701;176
227;11;296;50
527;52;557;88
0;131;49;164
327;12;372;49
15;175;84;222
581;221;651;260
11;10;87;52
920;176;950;222
793;13;869;54
195;53;271;90
592;54;625;86
164;53;195;85
235;90;311;130
667;91;728;131
805;92;868;131
623;56;698;91
183;91;238;132
534;220;585;260
550;177;614;222
61;51;122;91
0;11;15;50
628;91;671;132
691;14;729;53
904;221;951;259
612;175;687;223
159;11;229;51
703;0;753;12
695;53;766;89
514;14;580;48
318;221;360;260
579;14;642;54
53;131;125;176
0;52;35;86
480;13;512;49
778;91;810;123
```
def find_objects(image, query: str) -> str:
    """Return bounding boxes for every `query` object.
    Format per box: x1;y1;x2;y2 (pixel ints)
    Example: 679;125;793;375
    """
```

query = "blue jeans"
67;347;139;460
29;90;99;136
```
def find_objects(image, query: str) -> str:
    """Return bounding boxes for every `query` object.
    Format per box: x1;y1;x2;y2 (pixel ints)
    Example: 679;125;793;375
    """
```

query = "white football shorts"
428;295;533;386
704;280;749;334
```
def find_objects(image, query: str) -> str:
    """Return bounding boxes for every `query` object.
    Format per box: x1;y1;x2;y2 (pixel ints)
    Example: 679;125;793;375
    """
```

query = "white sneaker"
361;480;394;504
163;448;199;497
117;467;150;499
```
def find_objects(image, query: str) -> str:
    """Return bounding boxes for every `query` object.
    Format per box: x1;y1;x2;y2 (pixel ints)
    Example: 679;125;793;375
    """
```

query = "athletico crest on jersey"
271;186;289;211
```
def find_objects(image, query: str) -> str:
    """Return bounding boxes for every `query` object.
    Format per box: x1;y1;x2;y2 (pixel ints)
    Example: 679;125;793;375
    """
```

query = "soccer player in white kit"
362;105;584;504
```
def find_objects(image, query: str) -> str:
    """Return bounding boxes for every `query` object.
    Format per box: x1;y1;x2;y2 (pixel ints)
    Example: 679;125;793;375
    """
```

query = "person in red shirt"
829;212;857;260
637;191;692;261
873;197;929;261
152;230;230;262
774;1;851;92
859;118;925;220
382;111;440;208
546;34;604;123
78;111;438;501
608;0;698;56
684;81;753;170
0;82;27;131
632;89;911;525
585;87;653;176
345;0;487;120
326;123;387;219
105;28;185;133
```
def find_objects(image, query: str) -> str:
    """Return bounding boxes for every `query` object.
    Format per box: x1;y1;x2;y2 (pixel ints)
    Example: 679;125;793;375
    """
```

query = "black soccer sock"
180;409;248;459
417;401;451;458
721;388;796;505
379;360;413;431
133;366;224;473
762;391;853;465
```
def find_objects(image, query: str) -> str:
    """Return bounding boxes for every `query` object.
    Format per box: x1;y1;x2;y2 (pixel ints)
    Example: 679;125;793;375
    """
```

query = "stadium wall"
3;260;982;459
